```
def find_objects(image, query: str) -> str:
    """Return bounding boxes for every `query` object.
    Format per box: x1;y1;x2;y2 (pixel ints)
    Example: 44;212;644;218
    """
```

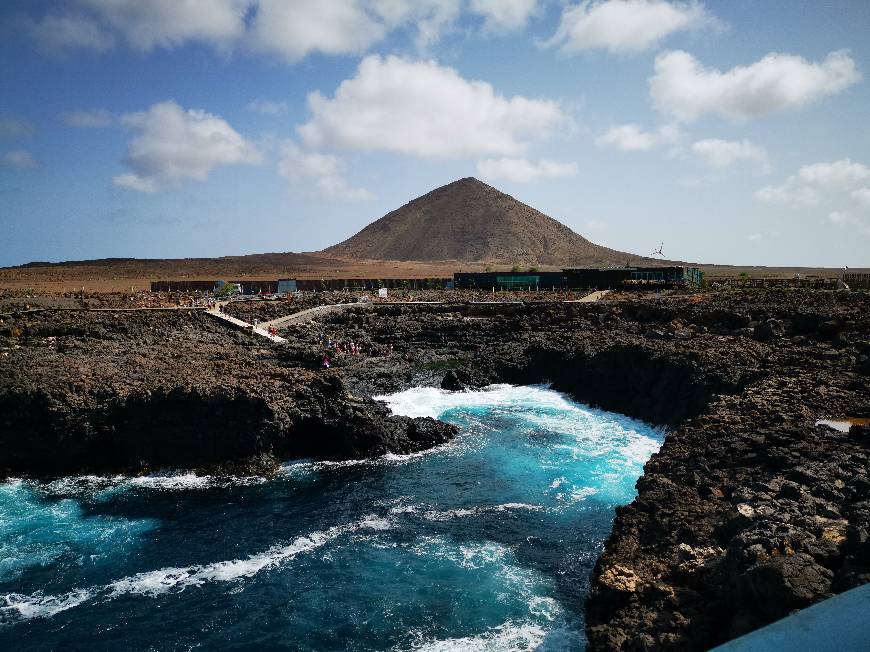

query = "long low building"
150;280;278;294
151;278;453;294
453;271;567;291
454;266;702;290
291;278;452;291
565;266;702;289
151;268;701;295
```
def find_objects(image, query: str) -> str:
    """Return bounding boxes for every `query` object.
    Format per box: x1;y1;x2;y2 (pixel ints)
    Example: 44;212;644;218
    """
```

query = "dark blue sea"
0;385;662;650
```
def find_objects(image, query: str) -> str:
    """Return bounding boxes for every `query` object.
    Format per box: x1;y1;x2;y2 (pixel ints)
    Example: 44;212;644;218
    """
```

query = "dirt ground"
0;256;489;292
0;252;864;292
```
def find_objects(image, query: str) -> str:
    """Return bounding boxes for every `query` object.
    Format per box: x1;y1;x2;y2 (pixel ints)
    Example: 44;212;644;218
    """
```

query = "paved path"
577;290;610;302
3;291;610;325
258;290;609;331
207;302;287;343
258;303;358;329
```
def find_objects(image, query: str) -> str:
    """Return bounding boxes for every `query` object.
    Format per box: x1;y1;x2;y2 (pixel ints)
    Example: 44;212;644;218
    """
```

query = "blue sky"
1;0;869;268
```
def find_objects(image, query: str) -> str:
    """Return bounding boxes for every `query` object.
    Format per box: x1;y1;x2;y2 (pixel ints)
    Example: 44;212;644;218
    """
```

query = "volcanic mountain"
323;177;641;266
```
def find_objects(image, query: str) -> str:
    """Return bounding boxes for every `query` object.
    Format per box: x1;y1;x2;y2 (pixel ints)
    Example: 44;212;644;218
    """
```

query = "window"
496;275;540;289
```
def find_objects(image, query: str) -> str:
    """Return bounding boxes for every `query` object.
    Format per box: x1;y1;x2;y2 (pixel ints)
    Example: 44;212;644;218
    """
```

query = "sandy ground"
0;253;865;292
0;257;489;292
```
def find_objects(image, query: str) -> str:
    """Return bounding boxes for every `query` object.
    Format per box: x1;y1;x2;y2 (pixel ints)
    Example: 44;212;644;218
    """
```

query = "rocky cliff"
1;289;868;649
0;310;455;476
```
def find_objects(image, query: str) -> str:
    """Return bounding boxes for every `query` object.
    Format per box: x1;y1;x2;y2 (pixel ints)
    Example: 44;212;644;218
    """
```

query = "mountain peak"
447;176;490;188
323;178;636;266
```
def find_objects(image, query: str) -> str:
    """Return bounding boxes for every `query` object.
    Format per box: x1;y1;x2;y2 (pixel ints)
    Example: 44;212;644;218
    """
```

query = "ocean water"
0;384;663;651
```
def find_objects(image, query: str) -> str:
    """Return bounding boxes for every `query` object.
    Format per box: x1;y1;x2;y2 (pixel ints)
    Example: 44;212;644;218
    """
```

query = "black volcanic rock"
297;288;869;649
0;310;457;476
1;288;868;651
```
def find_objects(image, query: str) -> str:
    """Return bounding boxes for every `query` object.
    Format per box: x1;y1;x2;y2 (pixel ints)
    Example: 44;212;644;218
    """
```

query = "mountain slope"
323;177;642;266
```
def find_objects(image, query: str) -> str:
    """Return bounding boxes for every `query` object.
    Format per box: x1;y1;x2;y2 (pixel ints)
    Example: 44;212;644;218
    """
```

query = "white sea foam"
0;514;391;623
528;596;560;622
385;501;543;521
1;589;93;622
125;473;268;491
379;384;662;468
405;620;548;651
617;435;662;466
420;503;544;522
15;472;268;502
545;486;600;508
405;536;511;572
376;384;563;420
388;504;419;515
567;487;597;502
278;438;460;477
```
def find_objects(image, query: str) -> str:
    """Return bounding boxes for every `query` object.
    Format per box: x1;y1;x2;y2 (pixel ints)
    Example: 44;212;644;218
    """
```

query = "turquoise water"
0;385;662;650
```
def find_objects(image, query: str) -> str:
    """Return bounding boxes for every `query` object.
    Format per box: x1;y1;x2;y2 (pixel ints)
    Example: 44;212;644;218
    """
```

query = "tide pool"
0;384;662;650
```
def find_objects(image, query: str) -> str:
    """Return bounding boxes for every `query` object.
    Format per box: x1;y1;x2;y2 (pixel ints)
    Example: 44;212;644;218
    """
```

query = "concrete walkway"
206;302;287;343
256;289;609;332
258;303;358;329
577;289;611;302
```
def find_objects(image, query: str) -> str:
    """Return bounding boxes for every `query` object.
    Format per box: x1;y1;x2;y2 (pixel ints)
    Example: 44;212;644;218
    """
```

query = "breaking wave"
1;384;662;649
1;515;392;624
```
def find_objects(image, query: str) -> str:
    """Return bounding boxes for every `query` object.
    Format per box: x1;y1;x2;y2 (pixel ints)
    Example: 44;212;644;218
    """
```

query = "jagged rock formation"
0;310;455;476
276;289;869;649
2;289;868;650
324;177;639;266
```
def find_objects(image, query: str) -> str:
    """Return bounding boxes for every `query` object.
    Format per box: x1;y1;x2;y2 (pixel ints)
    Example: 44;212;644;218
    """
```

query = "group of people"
319;333;393;368
249;318;280;337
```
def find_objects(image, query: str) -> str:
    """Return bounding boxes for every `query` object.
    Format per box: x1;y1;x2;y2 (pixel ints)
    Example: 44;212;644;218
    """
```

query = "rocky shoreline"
230;288;870;649
0;309;456;477
1;289;868;649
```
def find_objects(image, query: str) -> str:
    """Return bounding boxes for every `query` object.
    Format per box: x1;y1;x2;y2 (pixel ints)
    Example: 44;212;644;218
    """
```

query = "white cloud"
651;49;861;122
545;0;712;55
248;0;461;61
113;100;261;193
595;123;679;151
30;13;116;54
278;141;373;200
364;0;462;50
797;159;870;189
753;182;818;206
26;1;533;62
826;211;870;238
1;150;38;169
30;1;248;53
112;172;158;193
827;211;858;226
690;138;769;171
78;0;249;51
470;0;539;32
386;0;462;50
477;157;578;183
25;1;538;63
298;55;568;158
743;233;762;241
245;99;289;115
852;188;870;210
755;158;870;209
63;109;114;128
249;0;385;62
0;116;36;139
